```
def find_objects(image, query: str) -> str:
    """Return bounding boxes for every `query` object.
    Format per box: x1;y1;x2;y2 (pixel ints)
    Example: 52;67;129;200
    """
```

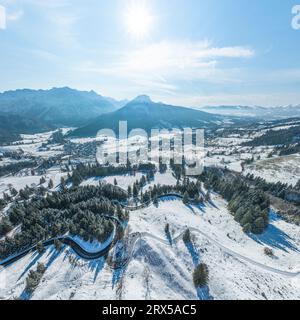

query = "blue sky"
0;0;300;107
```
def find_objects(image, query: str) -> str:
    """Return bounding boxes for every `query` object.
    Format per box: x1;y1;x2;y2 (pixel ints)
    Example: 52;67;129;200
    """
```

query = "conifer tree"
183;192;189;204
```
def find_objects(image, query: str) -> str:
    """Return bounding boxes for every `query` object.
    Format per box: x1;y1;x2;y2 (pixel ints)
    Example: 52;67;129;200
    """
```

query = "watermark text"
292;5;300;30
96;122;205;176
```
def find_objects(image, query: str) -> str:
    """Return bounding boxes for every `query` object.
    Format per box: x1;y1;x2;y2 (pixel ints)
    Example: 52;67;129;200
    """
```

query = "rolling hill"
0;113;53;144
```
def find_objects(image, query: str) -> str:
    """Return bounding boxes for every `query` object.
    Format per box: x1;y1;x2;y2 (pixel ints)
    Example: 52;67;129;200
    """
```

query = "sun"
124;2;154;40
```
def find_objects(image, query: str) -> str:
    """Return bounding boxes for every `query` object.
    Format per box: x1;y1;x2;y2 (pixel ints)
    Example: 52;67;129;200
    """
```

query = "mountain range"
201;105;300;120
0;87;120;127
1;87;299;142
69;95;228;137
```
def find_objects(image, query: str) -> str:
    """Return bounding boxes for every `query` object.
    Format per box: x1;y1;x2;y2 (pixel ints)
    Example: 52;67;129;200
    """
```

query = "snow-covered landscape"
0;186;299;300
1;127;300;301
1;0;300;306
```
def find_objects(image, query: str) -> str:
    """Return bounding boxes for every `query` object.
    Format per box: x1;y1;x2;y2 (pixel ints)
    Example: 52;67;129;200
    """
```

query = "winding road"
1;194;299;279
0;215;122;268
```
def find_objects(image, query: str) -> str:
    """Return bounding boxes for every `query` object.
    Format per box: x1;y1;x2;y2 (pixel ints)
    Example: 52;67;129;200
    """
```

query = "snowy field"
1;130;68;158
80;173;144;191
0;169;68;198
0;129;300;300
80;170;177;192
244;154;300;186
1;190;299;300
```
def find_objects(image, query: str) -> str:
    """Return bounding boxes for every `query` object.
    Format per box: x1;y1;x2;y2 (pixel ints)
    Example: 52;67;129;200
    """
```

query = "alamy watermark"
292;5;300;30
96;122;205;176
0;5;6;30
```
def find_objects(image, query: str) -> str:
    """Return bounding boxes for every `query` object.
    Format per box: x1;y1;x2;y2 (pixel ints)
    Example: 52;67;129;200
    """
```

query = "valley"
0;108;299;300
1;0;300;305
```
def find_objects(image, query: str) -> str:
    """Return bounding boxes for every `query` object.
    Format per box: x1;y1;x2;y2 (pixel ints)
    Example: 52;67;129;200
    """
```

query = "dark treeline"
170;161;185;181
244;125;300;147
71;162;156;187
245;173;300;203
132;176;203;206
200;169;269;234
246;174;300;215
0;161;37;177
0;184;128;259
0;133;20;145
49;129;65;145
277;143;300;156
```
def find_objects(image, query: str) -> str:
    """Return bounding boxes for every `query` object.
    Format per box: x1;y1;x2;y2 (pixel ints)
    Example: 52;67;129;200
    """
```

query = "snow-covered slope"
1;181;299;300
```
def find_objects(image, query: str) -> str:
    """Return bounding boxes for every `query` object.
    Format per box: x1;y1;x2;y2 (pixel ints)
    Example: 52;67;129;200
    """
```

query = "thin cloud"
7;9;23;21
0;5;6;29
77;40;254;95
23;0;80;47
166;92;300;108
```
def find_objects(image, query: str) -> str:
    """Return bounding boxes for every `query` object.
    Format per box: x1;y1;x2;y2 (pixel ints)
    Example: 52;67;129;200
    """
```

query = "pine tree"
36;241;45;254
48;179;54;189
10;188;18;197
37;262;46;274
153;196;159;207
61;177;66;189
165;223;170;235
127;185;132;197
40;177;46;185
243;223;252;234
183;229;191;244
133;184;138;198
54;239;62;252
183;192;189;204
140;175;147;187
194;194;201;204
205;191;211;202
193;263;209;288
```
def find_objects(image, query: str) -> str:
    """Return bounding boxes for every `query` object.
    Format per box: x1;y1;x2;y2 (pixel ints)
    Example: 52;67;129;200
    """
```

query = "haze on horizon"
0;0;300;108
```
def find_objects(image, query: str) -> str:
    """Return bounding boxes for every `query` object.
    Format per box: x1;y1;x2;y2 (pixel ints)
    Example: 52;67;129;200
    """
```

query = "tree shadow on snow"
88;257;105;283
112;267;125;289
269;210;282;222
111;241;127;289
197;286;214;300
18;251;45;281
195;202;206;213
46;246;65;269
250;224;299;252
207;199;219;210
185;204;196;214
165;230;173;246
19;289;32;301
185;241;200;266
159;196;180;202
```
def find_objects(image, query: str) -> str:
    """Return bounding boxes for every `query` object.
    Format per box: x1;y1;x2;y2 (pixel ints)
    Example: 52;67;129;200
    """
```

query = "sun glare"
124;2;154;40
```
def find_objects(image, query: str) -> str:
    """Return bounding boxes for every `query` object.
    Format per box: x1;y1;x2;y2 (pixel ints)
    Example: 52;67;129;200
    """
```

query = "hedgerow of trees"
0;161;37;178
243;125;300;147
200;169;270;234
